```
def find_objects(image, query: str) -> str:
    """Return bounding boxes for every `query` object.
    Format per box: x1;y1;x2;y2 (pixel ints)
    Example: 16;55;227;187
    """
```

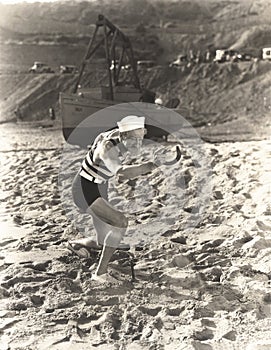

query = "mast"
72;14;141;96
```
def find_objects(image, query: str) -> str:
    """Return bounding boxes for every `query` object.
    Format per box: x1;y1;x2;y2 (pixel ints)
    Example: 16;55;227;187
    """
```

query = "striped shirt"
80;129;121;184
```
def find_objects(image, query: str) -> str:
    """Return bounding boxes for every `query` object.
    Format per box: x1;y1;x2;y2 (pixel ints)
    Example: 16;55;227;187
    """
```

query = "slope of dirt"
228;25;271;52
0;73;76;122
0;64;112;123
148;60;271;126
1;0;271;61
1;58;270;129
0;1;271;127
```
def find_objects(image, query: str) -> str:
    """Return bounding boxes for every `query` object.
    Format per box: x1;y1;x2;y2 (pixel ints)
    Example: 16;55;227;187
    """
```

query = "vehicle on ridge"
29;61;54;73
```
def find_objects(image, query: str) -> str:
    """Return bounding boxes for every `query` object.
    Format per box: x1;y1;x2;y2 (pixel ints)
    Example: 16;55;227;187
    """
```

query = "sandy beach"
0;119;270;350
1;0;271;348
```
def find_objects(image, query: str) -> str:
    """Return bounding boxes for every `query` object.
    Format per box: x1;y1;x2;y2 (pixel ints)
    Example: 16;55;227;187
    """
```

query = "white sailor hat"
117;115;145;132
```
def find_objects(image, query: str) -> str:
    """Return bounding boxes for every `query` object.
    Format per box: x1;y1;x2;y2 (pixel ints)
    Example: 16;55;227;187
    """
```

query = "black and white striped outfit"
72;129;121;211
80;129;120;184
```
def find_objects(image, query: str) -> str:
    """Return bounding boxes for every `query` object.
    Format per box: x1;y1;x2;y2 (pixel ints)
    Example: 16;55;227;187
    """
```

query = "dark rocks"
201;318;216;328
191;341;213;350
193;328;214;341
262;293;271;303
165;306;183;316
213;190;223;200
137;305;162;317
222;329;237;341
199;266;222;282
170;235;187;244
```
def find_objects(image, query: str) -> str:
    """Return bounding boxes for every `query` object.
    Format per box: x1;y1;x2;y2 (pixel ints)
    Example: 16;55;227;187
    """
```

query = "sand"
0;120;271;350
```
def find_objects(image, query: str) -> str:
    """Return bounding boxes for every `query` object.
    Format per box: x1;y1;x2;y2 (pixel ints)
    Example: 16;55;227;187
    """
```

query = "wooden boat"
60;84;146;144
59;15;159;145
59;15;189;148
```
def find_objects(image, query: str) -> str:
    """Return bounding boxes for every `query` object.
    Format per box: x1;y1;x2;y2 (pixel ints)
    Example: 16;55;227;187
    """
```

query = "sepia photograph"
0;0;271;349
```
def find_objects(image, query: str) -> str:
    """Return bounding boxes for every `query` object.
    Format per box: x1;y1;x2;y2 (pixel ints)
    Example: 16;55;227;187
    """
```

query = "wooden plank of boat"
60;99;196;148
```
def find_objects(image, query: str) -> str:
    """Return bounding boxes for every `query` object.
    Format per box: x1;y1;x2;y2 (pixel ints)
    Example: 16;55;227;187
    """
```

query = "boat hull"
59;92;191;148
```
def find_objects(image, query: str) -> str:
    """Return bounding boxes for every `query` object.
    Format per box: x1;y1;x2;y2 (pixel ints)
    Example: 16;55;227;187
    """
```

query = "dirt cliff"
1;59;270;128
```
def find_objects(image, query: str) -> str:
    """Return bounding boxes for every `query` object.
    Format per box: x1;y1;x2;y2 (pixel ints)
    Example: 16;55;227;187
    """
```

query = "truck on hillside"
214;49;242;63
29;61;54;73
60;65;78;74
169;54;187;67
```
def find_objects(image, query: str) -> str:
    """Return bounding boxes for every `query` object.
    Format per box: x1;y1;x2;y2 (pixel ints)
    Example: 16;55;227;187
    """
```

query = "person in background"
49;107;55;120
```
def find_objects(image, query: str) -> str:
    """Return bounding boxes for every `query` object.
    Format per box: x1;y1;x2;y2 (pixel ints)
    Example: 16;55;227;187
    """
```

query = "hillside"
1;0;271;57
1;59;271;130
0;0;271;126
